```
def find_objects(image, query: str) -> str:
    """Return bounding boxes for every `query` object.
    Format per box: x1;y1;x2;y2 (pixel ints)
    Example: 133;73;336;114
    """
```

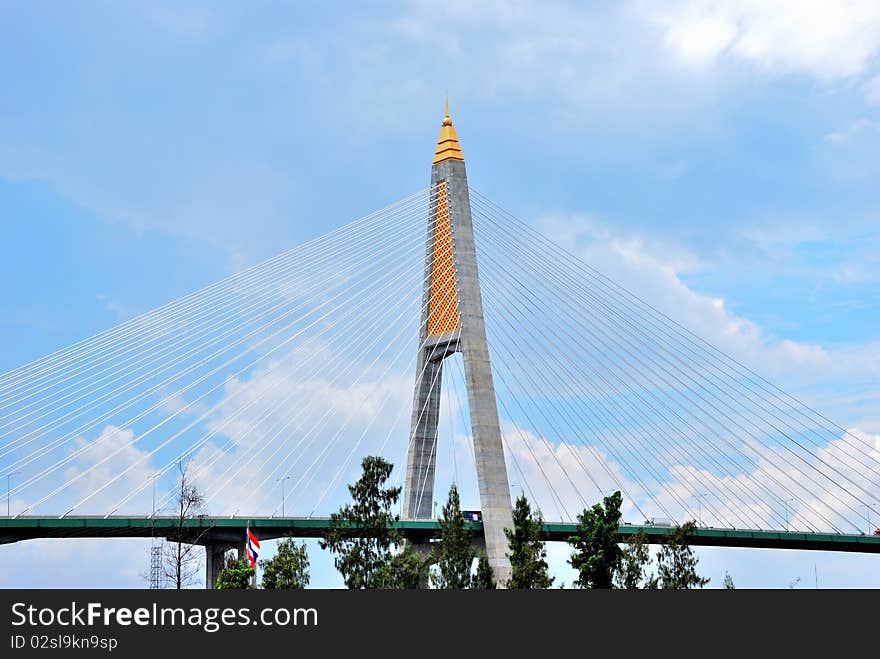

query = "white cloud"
59;425;156;515
530;211;880;383
501;422;644;522
642;0;880;80
661;12;738;67
825;118;880;145
157;337;422;517
3;0;878;268
95;294;134;322
498;419;880;535
0;537;157;588
834;255;880;284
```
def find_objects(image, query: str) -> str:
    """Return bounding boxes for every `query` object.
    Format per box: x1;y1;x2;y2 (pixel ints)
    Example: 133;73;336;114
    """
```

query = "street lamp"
149;472;161;519
277;476;291;517
4;471;21;517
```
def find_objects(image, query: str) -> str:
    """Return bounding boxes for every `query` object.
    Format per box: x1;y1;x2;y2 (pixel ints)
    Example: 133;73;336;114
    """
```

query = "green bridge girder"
1;516;879;553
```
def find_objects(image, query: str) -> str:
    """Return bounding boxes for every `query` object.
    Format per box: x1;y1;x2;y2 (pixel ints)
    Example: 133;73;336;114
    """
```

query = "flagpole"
245;521;258;588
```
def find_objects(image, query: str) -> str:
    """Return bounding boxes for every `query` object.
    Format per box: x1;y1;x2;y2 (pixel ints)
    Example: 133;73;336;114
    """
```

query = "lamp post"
277;476;291;517
149;472;161;519
5;471;21;517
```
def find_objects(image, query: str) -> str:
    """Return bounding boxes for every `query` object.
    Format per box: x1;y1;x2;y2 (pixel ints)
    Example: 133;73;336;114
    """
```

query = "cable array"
1;181;875;537
469;188;880;533
0;189;443;518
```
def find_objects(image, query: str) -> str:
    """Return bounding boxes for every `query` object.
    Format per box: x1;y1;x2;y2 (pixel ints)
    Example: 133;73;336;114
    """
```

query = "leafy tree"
568;491;623;589
432;484;474;589
320;456;417;589
615;530;652;589
471;551;496;589
216;558;254;589
375;544;429;589
651;521;710;589
505;495;553;589
723;571;735;590
260;537;310;589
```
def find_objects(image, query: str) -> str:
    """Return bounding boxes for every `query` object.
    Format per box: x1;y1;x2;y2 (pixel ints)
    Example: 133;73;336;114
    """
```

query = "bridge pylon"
402;101;514;585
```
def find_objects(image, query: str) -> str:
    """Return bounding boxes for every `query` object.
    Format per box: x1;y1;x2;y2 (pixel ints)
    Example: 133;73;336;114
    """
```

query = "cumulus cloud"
642;0;880;80
156;336;422;517
527;211;880;383
17;424;157;516
498;420;880;534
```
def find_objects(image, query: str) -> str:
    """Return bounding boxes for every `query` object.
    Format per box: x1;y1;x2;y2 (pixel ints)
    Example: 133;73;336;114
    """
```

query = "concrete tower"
403;102;513;583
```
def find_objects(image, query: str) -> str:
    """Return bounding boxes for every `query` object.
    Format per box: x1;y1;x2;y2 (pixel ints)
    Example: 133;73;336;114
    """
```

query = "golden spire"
433;98;464;164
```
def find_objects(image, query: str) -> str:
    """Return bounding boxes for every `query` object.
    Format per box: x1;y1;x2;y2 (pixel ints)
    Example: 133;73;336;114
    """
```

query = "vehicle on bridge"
644;517;675;527
462;510;482;522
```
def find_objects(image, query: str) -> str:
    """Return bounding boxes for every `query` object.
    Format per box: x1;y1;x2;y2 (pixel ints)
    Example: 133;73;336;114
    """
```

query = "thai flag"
245;525;260;568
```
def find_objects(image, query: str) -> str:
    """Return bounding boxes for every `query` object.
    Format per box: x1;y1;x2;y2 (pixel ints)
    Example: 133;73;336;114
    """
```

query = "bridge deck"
1;516;879;553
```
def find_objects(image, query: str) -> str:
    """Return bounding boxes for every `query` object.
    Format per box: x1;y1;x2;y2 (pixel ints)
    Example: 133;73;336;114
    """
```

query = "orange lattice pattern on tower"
426;182;461;336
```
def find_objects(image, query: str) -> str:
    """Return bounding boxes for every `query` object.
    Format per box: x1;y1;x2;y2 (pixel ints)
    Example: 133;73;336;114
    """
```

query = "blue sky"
1;1;879;587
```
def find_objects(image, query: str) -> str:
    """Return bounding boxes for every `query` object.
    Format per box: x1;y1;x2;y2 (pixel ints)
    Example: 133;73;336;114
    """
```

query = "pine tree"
615;530;652;589
471;551;496;589
505;495;553;589
320;456;421;589
432;484;474;589
568;491;623;589
723;571;735;590
320;456;402;588
652;521;710;589
260;537;310;589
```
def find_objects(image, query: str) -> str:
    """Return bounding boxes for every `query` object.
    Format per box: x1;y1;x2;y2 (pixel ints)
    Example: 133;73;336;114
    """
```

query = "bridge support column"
403;105;513;586
404;355;444;519
205;542;234;590
441;159;513;587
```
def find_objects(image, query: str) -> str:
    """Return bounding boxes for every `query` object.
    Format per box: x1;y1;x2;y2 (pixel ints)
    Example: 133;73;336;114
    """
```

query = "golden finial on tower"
433;97;464;164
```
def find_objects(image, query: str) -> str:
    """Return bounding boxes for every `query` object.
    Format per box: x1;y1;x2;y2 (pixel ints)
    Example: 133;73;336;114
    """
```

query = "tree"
615;530;652;589
432;484;474;589
216;557;254;589
723;571;735;590
651;521;710;589
471;551;496;589
319;455;413;589
568;491;623;589
375;544;429;589
162;460;208;589
260;537;310;589
505;495;553;589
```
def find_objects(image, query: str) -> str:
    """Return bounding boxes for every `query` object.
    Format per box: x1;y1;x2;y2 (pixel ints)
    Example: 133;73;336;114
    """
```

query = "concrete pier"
403;105;513;585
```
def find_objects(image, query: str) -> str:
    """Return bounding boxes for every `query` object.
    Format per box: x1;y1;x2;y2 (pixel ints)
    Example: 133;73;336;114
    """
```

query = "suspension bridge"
1;103;878;587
